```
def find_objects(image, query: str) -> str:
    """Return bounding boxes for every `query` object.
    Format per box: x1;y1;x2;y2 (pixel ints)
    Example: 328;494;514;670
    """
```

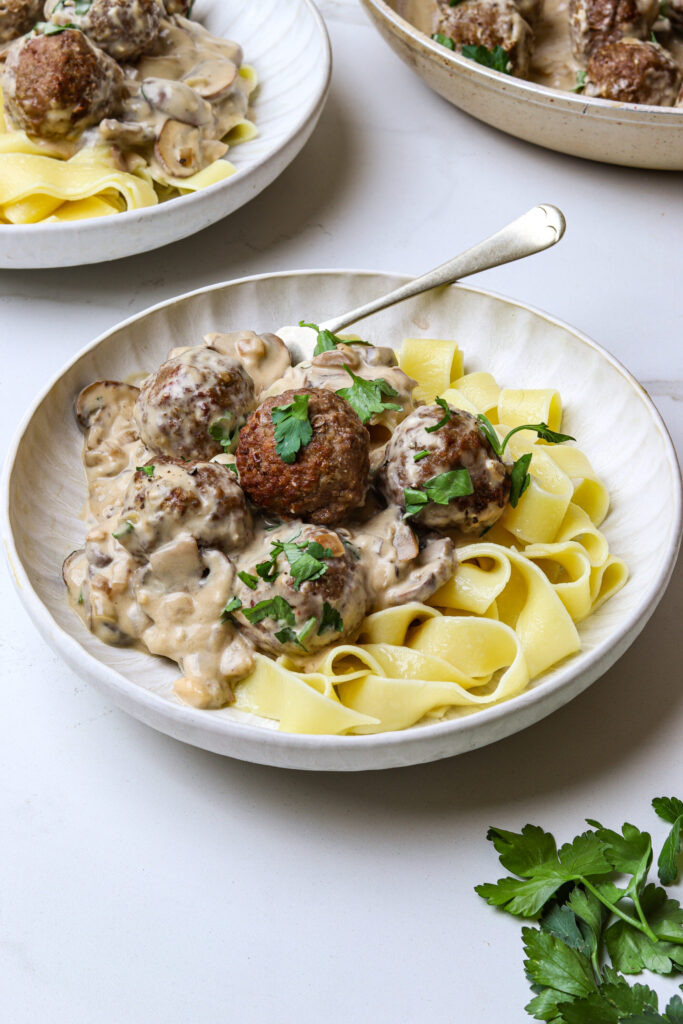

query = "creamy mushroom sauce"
63;332;470;710
401;0;683;93
2;13;254;177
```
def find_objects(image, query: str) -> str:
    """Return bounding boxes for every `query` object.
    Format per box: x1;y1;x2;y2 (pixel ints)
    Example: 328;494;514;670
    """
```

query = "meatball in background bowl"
358;0;683;169
3;271;681;769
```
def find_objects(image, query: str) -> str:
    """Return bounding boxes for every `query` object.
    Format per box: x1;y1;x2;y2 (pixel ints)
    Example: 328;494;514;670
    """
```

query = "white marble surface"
0;2;681;1021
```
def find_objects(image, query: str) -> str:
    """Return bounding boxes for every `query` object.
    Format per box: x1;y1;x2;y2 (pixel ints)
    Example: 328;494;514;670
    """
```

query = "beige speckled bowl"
360;0;683;169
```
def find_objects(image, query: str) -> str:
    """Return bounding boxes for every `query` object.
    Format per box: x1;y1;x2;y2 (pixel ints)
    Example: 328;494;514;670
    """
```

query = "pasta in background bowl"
3;271;681;770
0;0;331;267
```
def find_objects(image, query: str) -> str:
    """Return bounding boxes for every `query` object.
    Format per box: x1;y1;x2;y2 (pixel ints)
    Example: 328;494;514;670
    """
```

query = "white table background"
1;3;681;1021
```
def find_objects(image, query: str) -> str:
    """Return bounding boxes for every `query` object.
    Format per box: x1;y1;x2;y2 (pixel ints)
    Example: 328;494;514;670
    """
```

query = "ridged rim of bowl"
2;269;681;765
360;0;683;124
0;0;332;239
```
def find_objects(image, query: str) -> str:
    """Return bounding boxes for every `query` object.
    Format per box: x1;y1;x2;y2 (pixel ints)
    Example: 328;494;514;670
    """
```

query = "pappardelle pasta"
64;325;627;736
0;3;257;225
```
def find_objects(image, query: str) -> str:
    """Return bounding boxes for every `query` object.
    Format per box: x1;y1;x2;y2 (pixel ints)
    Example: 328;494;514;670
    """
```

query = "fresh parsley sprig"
462;43;513;74
298;320;370;357
475;799;683;1024
572;70;588;93
425;396;452;433
255;535;336;591
208;413;240;452
336;366;402;424
477;414;575;509
136;464;155;478
403;468;474;519
271;394;313;464
432;31;455;49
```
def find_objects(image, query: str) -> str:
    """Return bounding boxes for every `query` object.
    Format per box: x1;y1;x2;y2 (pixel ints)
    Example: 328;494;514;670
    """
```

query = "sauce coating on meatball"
585;37;682;102
236;387;371;526
0;0;42;45
232;523;369;657
377;404;511;532
134;346;256;462
2;28;124;139
568;0;659;60
45;0;163;61
114;456;253;558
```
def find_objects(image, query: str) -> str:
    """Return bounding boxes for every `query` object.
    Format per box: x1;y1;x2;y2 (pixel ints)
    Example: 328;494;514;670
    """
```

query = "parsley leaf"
523;927;597;999
319;602;344;634
241;595;295;627
604;884;683;975
208;413;239;452
237;570;258;590
510;453;533;507
403;469;474;519
462;43;512;74
336;366;402;424
112;520;134;539
432;31;455;49
221;596;242;620
477;414;575;456
652;797;683;887
298;320;369;357
572;70;587;93
271;394;313;464
136;464;155;478
425;396;452;433
37;20;80;34
254;535;335;592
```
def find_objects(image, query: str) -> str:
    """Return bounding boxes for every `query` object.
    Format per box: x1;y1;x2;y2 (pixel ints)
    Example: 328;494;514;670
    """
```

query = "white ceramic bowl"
3;270;681;770
359;0;683;169
0;0;331;268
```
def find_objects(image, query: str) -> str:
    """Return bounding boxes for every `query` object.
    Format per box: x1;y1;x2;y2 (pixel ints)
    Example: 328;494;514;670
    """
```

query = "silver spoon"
280;204;566;365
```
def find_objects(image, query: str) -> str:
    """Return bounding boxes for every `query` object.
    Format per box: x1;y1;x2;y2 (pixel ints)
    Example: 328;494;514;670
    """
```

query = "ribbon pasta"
231;341;628;736
0;71;257;225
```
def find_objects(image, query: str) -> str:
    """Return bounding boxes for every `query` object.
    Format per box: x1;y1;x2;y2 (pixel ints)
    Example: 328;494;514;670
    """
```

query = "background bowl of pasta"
3;270;681;770
0;0;331;268
359;0;683;170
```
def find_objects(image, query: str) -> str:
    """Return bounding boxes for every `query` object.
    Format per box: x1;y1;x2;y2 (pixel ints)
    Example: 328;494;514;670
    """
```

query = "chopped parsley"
208;413;239;452
425;396;452;433
432;31;455;49
221;596;242;621
77;590;84;606
319;602;344;635
403;469;474;519
299;320;370;357
509;452;532;508
413;449;430;462
37;20;81;34
112;520;134;539
253;535;336;591
241;595;295;627
271;393;313;464
461;44;512;74
336;366;402;424
572;69;587;93
237;570;258;590
136;464;155;478
477;414;575;509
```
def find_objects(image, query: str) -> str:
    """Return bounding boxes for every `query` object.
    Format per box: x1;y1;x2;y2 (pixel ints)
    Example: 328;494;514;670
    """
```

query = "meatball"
163;0;192;13
113;456;252;558
377;404;511;532
435;0;533;77
585;37;682;103
134;346;256;462
568;0;659;60
236;387;371;526
201;330;292;396
232;523;369;657
0;0;42;45
45;0;163;60
1;28;124;139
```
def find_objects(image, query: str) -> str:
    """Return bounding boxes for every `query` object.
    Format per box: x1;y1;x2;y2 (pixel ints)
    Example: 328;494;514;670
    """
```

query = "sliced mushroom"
75;380;140;429
141;77;213;126
99;118;156;146
154;119;201;176
183;58;238;100
374;535;456;610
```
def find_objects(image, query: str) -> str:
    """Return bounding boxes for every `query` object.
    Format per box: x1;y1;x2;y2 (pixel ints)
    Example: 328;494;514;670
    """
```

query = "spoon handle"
319;204;566;335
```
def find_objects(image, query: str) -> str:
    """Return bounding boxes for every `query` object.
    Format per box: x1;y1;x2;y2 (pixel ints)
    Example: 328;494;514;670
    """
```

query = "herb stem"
580;879;655;941
632;893;660;944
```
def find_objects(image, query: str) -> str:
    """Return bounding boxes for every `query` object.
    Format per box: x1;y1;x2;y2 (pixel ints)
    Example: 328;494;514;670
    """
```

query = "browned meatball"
163;0;192;13
377;405;510;532
0;0;42;44
585;38;681;103
236;388;371;527
113;456;252;558
134;346;256;462
232;523;369;657
568;0;658;60
1;29;124;139
436;0;533;77
45;0;163;60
